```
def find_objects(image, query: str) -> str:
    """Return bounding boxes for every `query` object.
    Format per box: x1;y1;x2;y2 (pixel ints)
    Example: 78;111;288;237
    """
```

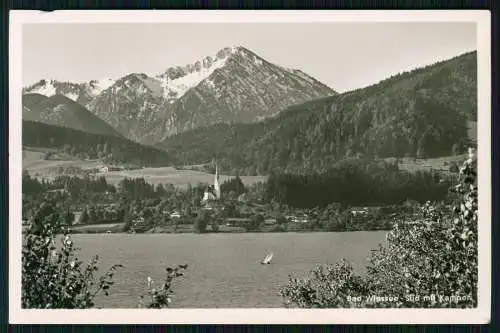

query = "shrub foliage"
22;202;123;308
280;150;478;308
139;264;188;308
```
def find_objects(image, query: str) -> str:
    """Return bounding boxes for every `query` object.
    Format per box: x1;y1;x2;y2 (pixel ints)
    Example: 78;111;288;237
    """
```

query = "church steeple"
214;161;221;199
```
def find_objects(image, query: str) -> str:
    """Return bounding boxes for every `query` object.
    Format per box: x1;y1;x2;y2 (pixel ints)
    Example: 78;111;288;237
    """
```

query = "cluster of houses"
129;209;183;232
199;163;318;225
71;162;377;232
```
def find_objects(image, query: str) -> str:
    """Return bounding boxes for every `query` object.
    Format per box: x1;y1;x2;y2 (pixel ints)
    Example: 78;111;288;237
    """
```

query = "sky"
22;22;476;93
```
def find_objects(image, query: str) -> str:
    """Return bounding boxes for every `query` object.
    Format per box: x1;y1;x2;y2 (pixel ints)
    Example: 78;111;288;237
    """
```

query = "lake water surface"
72;232;387;308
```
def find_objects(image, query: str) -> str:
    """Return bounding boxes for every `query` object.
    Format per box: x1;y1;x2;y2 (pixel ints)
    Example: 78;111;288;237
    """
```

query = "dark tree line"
265;159;453;208
220;175;247;197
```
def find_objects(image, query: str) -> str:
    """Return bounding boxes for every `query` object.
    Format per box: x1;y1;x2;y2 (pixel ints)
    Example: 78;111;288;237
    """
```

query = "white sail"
262;252;274;264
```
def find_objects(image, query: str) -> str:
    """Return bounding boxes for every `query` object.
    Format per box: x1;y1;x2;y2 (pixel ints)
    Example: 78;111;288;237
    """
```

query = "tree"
63;144;71;155
103;142;110;156
221;176;247;197
123;209;132;232
416;147;426;159
156;183;166;197
275;214;288;232
245;214;264;232
111;145;123;163
79;209;89;224
449;161;460;173
64;209;74;226
211;218;220;233
194;210;209;233
88;207;98;224
22;203;122;308
222;200;238;218
143;208;154;226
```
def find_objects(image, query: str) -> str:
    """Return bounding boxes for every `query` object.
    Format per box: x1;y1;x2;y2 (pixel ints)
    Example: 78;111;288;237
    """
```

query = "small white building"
287;214;309;223
169;211;181;219
351;207;369;216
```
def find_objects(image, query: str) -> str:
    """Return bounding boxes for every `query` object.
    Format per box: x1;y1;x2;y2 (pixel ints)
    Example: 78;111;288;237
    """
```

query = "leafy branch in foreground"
22;201;123;308
138;264;188;308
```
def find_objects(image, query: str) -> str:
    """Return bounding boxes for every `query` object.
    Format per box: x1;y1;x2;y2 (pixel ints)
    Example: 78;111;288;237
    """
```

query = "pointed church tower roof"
214;161;221;199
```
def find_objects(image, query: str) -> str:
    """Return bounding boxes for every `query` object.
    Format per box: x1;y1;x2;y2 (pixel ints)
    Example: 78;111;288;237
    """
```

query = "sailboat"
260;252;274;265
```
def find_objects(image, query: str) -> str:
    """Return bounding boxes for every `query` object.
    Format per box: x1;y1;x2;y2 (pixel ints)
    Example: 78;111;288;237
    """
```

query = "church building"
201;163;221;209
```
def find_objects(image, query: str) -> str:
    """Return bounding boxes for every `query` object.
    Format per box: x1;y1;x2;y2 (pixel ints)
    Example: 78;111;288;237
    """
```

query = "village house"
169;210;181;219
350;207;369;216
286;214;309;223
98;165;123;173
72;211;82;225
225;217;250;227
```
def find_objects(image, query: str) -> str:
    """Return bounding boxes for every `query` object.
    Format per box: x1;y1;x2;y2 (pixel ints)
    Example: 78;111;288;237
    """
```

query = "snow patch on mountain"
30;81;57;97
157;60;226;99
89;78;116;96
156;47;238;100
253;56;263;66
63;92;79;101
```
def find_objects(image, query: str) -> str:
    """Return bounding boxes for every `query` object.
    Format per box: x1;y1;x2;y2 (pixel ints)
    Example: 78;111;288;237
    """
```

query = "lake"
72;232;387;308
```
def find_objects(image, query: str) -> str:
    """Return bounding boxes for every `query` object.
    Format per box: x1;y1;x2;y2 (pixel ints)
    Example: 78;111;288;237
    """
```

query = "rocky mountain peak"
24;45;337;144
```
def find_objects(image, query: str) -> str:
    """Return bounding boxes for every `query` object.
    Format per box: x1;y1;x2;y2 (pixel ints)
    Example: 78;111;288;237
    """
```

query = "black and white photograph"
9;10;491;324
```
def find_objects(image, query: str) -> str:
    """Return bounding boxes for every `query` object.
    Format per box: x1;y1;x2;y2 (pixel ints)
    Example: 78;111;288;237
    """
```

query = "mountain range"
158;51;477;175
23;46;336;144
22;47;477;174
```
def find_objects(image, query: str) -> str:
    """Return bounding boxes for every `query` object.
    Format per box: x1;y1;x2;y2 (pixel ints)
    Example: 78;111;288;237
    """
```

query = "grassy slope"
23;150;105;176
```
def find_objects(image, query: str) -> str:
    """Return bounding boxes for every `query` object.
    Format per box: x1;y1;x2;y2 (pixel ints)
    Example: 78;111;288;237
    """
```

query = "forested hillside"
23;121;174;167
159;51;477;175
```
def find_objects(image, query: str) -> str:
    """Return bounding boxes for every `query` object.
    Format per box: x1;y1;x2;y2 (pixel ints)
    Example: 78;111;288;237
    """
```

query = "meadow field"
23;146;468;190
22;148;267;188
